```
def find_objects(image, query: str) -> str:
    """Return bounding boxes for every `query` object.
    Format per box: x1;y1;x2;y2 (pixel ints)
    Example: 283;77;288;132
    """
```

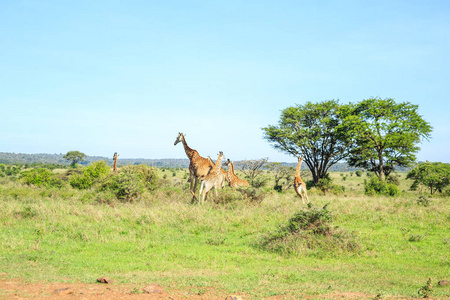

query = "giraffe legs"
298;184;309;204
189;173;199;203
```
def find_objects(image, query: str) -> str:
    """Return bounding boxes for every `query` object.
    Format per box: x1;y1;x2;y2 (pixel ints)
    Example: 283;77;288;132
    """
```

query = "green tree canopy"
406;161;450;194
346;98;432;180
63;151;87;167
262;100;354;184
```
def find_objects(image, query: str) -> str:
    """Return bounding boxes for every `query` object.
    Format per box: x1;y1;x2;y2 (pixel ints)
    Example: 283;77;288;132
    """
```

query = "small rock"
438;280;450;286
97;276;112;284
143;284;164;294
225;296;244;300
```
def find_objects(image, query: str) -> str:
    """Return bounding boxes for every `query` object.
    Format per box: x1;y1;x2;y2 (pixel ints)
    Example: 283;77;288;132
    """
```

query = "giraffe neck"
228;161;235;177
181;136;197;160
295;158;303;177
212;155;223;175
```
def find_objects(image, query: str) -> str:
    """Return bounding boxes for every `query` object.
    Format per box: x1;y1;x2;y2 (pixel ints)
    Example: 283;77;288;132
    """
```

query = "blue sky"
1;1;449;163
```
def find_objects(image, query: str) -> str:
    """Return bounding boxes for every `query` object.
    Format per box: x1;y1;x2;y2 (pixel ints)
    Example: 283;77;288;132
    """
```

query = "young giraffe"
294;156;309;203
223;159;250;188
207;156;228;188
199;152;225;204
174;132;214;201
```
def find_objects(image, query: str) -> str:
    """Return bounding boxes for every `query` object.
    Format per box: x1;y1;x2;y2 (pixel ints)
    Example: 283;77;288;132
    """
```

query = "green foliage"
285;203;333;235
364;176;400;196
346;98;432;180
101;165;158;202
260;204;360;257
263;100;354;184
406;161;450;194
69;161;110;189
417;278;433;298
355;170;363;177
19;168;64;188
386;174;400;186
0;164;22;177
312;173;345;195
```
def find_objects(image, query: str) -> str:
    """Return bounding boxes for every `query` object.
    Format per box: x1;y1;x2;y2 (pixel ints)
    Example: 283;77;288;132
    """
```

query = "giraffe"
223;159;250;188
113;152;119;173
199;152;225;204
174;132;214;201
294;156;309;204
207;156;228;188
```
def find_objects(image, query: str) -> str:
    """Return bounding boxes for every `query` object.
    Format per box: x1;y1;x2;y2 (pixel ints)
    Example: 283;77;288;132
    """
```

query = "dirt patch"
0;274;416;299
0;275;236;300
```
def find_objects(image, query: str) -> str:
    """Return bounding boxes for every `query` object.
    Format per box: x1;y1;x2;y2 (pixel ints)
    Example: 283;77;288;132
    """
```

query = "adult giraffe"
174;132;214;201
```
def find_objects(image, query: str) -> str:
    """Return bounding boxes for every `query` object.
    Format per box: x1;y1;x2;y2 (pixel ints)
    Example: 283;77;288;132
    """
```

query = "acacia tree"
346;98;432;181
262;100;354;184
406;161;450;194
63;151;87;167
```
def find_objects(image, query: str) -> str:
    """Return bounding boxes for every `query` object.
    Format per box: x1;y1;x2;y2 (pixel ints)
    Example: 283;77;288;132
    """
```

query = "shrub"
313;174;345;195
260;204;360;257
355;170;363;177
69;161;110;189
416;195;432;207
101;165;158;202
364;176;399;196
69;173;94;189
20;168;64;188
284;203;333;235
386;174;400;186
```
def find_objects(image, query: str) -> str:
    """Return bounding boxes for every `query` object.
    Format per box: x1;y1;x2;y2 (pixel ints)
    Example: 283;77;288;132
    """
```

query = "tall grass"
0;171;449;299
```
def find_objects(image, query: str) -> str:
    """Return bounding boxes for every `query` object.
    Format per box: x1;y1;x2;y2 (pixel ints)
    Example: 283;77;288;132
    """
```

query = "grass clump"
259;203;360;257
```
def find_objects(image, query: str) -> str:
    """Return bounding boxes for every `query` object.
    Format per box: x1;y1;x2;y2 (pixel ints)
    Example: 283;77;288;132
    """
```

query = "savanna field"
0;164;449;299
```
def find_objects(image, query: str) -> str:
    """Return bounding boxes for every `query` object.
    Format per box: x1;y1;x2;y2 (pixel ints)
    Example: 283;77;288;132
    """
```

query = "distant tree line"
0;152;381;171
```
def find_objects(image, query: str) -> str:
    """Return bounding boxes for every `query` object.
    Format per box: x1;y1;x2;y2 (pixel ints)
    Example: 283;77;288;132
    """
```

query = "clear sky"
1;1;449;163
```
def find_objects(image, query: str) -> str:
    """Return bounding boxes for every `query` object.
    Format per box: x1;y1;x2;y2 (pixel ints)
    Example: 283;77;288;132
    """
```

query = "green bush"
20;168;64;188
260;204;360;257
284;204;333;235
69;161;110;189
312;174;345;195
101;165;158;202
364;176;400;196
355;170;363;177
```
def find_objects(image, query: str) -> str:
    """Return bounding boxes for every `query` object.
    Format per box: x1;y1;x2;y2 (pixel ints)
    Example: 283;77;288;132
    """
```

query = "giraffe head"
223;159;231;167
217;151;225;161
174;132;184;146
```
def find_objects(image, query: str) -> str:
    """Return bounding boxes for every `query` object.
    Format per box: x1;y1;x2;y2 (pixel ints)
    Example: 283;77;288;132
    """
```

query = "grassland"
0;169;449;299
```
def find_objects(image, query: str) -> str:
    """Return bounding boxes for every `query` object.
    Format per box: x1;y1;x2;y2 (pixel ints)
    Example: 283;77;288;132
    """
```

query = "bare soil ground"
0;274;417;299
